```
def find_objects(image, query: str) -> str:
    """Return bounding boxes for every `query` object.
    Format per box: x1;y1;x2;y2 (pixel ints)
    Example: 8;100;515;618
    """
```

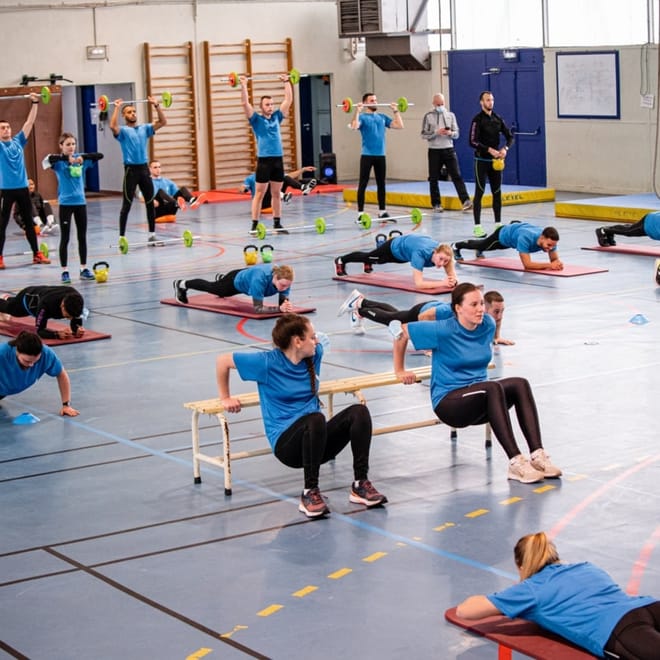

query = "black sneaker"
655;258;660;286
378;211;390;219
249;220;259;236
299;487;330;518
363;263;373;274
349;480;387;507
173;279;188;304
451;242;463;261
334;257;346;277
273;222;289;234
595;227;616;246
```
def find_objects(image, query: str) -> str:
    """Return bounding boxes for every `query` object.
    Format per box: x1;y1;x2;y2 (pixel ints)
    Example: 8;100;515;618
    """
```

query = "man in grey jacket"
420;93;472;213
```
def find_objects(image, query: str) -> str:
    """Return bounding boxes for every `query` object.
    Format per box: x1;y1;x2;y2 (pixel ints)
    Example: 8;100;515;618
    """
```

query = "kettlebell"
388;229;403;239
69;164;83;178
375;233;387;247
260;244;274;263
93;261;109;283
243;244;259;266
492;158;505;171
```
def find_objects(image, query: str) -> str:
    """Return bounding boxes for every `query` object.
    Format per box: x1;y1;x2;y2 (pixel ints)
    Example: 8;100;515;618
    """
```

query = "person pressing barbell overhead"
352;93;404;223
0;330;80;417
0;286;85;340
173;263;295;314
0;91;51;269
334;234;458;290
109;96;167;246
42;132;104;283
239;74;293;235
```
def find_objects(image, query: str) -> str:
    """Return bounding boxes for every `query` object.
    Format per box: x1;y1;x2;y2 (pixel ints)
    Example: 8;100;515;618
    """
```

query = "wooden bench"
184;366;492;495
445;607;598;659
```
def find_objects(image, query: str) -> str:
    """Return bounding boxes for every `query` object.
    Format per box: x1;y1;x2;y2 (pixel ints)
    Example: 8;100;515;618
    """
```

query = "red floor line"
626;524;660;595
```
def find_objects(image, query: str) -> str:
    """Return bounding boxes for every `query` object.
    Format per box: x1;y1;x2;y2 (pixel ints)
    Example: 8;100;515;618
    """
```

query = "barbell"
338;96;414;114
96;91;173;113
223;68;303;88
356;208;423;230
5;242;50;258
110;229;194;254
0;87;53;104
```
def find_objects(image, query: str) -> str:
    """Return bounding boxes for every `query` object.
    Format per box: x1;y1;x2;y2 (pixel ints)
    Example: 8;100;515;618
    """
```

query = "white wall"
2;2;658;194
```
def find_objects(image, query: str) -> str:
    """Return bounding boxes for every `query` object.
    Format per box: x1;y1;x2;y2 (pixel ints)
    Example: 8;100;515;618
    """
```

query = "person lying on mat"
393;282;560;483
216;313;387;518
338;287;514;344
0;330;79;416
0;286;85;341
172;263;294;314
595;211;660;247
334;234;458;290
240;166;317;211
456;531;660;660
451;222;562;271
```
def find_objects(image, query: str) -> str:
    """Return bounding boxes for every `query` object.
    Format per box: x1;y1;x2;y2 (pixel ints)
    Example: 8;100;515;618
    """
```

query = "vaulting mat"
581;244;660;257
0;316;111;345
444;608;595;659
332;272;455;293
457;257;607;276
160;294;316;318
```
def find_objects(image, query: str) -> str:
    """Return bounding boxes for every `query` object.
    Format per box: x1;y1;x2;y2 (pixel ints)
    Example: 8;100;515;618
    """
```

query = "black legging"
454;226;505;253
472;158;503;225
434;377;542;459
119;164;155;235
59;205;88;267
357;155;386;212
605;601;660;660
1;188;39;255
606;219;647;238
359;299;427;326
274;404;372;489
154;186;193;217
185;269;241;297
338;239;405;267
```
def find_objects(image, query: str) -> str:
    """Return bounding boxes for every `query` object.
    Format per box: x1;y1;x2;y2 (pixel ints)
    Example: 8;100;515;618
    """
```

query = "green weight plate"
359;212;372;229
256;223;267;240
315;217;326;234
161;91;173;108
118;236;129;254
183;229;194;247
410;208;423;225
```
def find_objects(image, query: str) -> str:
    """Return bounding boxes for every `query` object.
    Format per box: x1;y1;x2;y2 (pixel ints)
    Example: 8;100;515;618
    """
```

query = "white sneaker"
338;289;362;317
301;179;317;195
530;448;562;478
507;455;545;483
350;310;365;335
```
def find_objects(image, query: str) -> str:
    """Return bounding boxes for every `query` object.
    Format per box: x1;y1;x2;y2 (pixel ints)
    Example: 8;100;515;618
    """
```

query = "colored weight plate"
161;91;173;108
358;212;372;229
397;96;409;113
315;217;326;234
342;97;353;113
256;222;267;240
183;229;194;247
98;95;109;112
228;72;239;88
289;68;301;85
40;87;51;104
118;236;129;254
411;208;423;225
39;242;49;258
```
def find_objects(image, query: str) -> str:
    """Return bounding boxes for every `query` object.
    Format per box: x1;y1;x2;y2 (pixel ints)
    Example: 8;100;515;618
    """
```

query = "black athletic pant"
428;148;469;207
604;601;660;660
434;377;542;459
274;404;372;490
59;205;88;268
1;188;39;255
359;300;427;326
357;155;386;212
338;239;404;267
119;164;155;235
154;187;193;217
185;269;241;297
473;158;503;226
454;226;505;253
606;219;647;238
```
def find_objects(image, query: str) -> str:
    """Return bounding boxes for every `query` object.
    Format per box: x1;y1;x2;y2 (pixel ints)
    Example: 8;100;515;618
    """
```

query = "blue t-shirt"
358;111;392;156
390;235;439;271
233;344;323;448
50;157;95;205
407;314;495;407
249;110;284;157
152;176;178;197
419;301;452;318
114;124;155;165
0;342;62;396
488;562;657;658
233;264;291;301
498;223;554;254
0;131;29;190
643;212;660;240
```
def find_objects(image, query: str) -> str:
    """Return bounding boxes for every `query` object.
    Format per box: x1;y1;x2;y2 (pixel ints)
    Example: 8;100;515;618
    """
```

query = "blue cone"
629;313;649;325
13;412;40;425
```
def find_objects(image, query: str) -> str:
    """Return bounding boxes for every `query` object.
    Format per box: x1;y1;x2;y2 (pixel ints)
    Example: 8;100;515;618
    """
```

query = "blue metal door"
448;48;546;187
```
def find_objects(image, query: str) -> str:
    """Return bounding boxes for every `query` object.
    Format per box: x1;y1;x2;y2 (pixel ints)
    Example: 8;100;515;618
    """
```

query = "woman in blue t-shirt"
215;313;387;518
457;531;660;659
393;282;560;483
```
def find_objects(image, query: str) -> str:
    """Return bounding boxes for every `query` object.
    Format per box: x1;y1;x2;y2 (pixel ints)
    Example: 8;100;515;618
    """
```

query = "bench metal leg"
191;410;202;484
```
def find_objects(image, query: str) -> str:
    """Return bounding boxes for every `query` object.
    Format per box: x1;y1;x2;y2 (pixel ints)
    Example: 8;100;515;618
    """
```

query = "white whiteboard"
556;51;620;119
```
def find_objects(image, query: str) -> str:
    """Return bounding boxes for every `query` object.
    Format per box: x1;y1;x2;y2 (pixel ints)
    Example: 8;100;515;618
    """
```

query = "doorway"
298;74;333;174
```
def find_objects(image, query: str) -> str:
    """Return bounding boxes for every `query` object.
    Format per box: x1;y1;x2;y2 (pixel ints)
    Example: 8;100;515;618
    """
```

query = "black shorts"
256;157;285;183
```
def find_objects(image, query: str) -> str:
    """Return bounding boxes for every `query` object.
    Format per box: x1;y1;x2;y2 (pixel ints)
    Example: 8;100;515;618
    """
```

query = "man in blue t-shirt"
240;74;293;235
110;96;167;243
0;92;51;268
351;92;404;222
0;330;79;416
595;211;660;246
452;221;563;271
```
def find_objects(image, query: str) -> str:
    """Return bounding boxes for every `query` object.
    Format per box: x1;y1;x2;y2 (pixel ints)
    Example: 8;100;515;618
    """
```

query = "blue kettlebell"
375;233;387;247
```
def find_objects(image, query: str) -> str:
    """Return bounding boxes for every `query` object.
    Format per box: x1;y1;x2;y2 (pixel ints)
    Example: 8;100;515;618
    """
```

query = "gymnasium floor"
1;183;659;660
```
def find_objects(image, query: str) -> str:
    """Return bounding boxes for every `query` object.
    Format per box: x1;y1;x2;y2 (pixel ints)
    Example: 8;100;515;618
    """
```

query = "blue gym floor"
1;186;659;659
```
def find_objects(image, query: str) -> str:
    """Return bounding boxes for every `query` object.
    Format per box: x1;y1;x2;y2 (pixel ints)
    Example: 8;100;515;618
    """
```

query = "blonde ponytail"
514;532;560;580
